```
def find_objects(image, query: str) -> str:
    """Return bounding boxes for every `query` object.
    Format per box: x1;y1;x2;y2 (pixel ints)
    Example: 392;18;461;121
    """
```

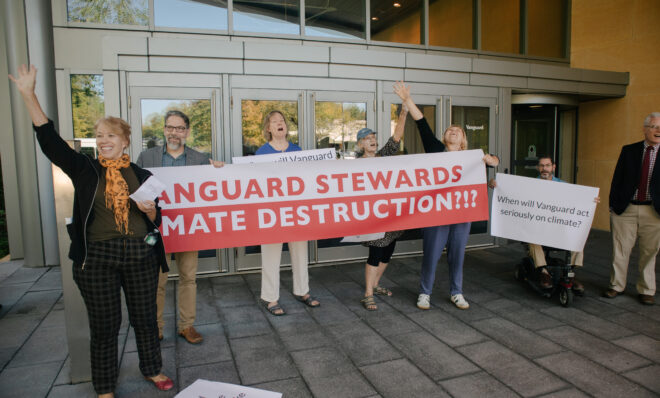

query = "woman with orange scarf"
10;65;173;397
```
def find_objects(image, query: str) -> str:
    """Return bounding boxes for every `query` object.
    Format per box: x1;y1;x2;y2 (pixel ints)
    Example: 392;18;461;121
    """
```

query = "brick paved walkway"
0;230;658;397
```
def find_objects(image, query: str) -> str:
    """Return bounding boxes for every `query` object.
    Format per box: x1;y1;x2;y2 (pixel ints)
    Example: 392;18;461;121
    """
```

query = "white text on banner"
148;150;490;252
490;173;599;252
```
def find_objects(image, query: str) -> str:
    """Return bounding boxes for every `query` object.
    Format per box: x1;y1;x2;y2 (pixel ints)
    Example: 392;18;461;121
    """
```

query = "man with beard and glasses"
137;110;223;344
489;155;599;292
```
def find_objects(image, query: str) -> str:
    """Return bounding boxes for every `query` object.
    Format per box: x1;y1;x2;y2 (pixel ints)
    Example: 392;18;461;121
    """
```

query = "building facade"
1;0;634;274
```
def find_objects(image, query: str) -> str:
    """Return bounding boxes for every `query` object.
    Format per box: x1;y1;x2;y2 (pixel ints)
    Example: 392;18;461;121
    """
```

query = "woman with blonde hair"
256;110;320;315
394;81;499;311
10;64;173;397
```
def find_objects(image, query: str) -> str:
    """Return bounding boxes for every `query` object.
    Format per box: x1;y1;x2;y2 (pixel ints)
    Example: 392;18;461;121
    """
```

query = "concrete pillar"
25;0;60;266
3;0;46;266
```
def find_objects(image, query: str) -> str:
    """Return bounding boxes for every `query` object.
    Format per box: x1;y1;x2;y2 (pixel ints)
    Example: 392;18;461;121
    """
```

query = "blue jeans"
419;222;471;296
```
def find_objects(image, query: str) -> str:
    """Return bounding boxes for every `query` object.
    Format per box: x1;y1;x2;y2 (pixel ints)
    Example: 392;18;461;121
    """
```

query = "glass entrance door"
230;89;376;267
512;104;577;183
449;96;497;246
129;86;225;275
311;91;374;263
383;93;439;255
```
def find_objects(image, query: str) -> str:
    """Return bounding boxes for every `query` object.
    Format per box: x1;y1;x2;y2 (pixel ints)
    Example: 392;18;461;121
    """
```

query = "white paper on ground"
175;379;282;398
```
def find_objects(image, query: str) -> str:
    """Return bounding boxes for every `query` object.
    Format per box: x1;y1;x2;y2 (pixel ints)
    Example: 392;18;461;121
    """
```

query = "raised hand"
393;81;410;101
8;64;37;96
8;64;48;126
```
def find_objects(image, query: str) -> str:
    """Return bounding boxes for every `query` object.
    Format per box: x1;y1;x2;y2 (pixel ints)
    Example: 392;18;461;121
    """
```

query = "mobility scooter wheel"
559;287;573;307
514;263;524;281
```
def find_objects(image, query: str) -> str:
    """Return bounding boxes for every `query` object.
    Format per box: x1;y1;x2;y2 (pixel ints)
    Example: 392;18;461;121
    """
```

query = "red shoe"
145;375;174;391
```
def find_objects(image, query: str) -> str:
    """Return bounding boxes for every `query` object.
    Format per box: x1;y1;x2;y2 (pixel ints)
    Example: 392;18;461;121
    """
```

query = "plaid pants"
73;238;162;394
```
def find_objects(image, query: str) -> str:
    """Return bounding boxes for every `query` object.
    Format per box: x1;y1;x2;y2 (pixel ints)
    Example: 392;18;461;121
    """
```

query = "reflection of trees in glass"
67;0;148;25
141;100;212;155
241;100;299;155
315;102;365;157
71;75;105;138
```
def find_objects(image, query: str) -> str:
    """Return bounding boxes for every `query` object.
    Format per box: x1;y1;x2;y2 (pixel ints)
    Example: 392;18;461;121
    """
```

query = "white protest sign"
175;379;282;398
232;148;336;164
490;173;599;252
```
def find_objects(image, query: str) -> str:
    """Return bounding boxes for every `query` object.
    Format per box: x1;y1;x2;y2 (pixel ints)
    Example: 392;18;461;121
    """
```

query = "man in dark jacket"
137;110;223;342
604;112;660;305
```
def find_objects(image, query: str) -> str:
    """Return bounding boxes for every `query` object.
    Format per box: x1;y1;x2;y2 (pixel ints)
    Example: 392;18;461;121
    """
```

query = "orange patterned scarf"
98;154;131;234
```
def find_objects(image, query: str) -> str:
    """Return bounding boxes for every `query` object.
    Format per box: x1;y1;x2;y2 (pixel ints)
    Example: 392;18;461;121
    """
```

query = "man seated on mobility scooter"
489;156;598;294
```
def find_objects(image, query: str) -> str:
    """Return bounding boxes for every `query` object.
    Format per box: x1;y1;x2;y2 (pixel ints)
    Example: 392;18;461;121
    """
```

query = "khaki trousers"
610;204;660;295
156;251;198;333
260;241;309;303
528;244;583;267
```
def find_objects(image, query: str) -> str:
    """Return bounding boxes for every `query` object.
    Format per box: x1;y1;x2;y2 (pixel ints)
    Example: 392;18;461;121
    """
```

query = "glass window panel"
305;0;365;39
140;99;212;155
371;0;422;45
452;106;489;153
314;100;366;250
241;100;299;156
390;103;435;243
452;105;491;235
67;0;148;25
155;0;228;30
527;0;566;58
71;74;105;146
390;103;435;155
429;0;473;49
481;0;520;54
315;101;366;159
234;0;300;35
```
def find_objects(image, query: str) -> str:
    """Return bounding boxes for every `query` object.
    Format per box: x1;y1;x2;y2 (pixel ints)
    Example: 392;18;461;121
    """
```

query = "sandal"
262;300;285;316
295;294;321;308
361;295;377;311
374;286;393;296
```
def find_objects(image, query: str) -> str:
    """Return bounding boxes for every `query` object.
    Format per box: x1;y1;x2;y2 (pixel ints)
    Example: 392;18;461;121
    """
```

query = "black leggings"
366;240;397;266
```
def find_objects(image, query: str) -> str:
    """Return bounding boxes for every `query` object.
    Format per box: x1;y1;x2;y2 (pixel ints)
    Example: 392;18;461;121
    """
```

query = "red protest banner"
148;150;489;252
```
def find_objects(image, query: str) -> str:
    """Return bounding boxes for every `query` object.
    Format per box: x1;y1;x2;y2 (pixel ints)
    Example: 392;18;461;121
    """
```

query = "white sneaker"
450;294;470;310
417;294;431;310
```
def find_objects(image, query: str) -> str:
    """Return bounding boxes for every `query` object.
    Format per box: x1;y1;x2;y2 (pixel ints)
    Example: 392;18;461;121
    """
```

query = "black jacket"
34;120;168;271
609;141;660;216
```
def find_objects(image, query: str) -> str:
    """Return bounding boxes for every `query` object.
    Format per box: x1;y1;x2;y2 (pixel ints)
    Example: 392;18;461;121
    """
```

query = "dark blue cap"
357;127;375;141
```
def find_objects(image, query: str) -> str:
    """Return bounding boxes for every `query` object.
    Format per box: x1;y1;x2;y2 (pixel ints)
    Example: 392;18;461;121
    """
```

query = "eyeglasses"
645;125;660;130
164;125;188;133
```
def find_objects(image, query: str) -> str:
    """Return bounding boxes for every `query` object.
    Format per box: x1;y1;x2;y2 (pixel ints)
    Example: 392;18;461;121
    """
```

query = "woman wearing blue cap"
357;107;408;310
393;81;499;311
